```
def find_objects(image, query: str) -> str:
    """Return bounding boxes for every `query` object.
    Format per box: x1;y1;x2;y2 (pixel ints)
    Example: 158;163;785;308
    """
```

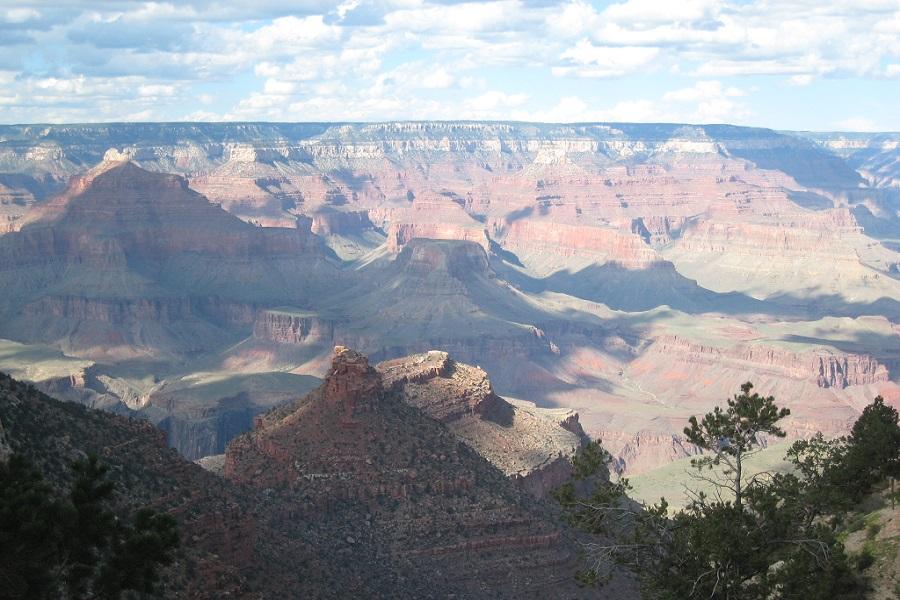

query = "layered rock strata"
377;350;587;497
251;309;335;344
225;347;587;598
646;335;890;389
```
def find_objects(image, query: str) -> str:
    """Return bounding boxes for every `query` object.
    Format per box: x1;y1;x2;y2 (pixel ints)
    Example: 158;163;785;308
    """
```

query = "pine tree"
683;382;790;511
0;455;66;599
0;454;179;599
844;396;900;497
554;383;891;599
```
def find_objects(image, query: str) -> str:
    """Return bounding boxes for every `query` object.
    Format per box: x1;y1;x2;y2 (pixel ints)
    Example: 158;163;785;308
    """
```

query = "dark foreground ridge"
0;352;636;598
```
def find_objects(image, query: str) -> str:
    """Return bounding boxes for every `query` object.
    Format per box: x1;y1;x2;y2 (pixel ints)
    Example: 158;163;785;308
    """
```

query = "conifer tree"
0;454;179;599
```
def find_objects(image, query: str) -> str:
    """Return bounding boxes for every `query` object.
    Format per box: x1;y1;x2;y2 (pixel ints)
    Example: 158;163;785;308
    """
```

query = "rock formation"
0;161;342;357
252;309;334;345
644;335;890;389
225;347;589;598
377;350;588;497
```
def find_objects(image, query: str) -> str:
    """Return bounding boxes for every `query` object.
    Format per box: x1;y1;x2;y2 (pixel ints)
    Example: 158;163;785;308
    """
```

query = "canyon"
3;364;622;598
0;121;897;479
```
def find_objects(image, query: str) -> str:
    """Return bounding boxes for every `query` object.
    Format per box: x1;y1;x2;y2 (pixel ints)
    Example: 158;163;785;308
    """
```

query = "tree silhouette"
846;396;900;498
0;453;179;600
683;382;790;510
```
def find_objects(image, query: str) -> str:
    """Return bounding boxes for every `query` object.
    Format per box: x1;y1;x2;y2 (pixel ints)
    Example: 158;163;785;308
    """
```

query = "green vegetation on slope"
0;453;179;599
628;442;792;509
556;385;900;599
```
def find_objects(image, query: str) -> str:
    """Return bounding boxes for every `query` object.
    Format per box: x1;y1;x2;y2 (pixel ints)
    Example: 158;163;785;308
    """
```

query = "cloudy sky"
0;0;898;129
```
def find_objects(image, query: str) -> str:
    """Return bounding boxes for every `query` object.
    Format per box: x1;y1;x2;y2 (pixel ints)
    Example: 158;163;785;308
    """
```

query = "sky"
0;0;898;130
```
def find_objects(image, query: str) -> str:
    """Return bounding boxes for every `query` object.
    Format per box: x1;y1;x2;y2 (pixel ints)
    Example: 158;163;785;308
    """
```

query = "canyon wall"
0;122;896;482
646;335;890;389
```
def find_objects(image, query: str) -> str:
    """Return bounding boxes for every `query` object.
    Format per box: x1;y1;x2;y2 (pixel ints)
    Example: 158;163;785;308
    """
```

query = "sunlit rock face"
377;350;588;498
0;122;898;478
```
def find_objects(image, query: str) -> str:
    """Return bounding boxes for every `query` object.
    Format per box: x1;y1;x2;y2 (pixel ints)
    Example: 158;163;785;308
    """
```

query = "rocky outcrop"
811;354;889;388
11;294;258;360
157;402;257;460
195;453;226;475
23;296;254;329
251;309;335;345
647;335;890;389
25;295;197;324
799;131;900;188
1;162;324;270
495;219;660;267
0;182;33;234
674;209;862;258
0;161;344;358
631;216;687;247
38;370;87;393
0;122;895;495
395;237;495;281
225;347;586;598
0;122;854;180
387;221;490;252
321;345;383;412
310;209;375;236
0;372;351;598
377;350;586;497
378;350;487;420
599;429;704;475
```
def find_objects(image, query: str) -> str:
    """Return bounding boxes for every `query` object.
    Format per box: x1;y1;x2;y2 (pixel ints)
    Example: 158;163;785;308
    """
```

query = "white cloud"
137;84;177;97
600;99;662;121
663;80;750;123
517;96;664;123
663;80;744;103
548;0;900;81
465;90;529;112
252;15;341;55
516;79;752;124
695;59;812;77
536;96;591;122
4;8;40;23
421;67;454;89
33;76;88;94
120;108;156;121
181;109;224;121
787;74;814;86
458;75;485;89
0;0;895;127
834;117;879;132
554;40;660;78
382;1;523;34
263;79;295;95
546;1;601;38
334;0;361;21
602;0;721;25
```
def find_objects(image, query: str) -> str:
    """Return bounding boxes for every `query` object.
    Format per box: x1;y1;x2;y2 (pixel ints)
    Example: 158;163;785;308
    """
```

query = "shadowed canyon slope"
0;121;898;476
2;363;620;598
225;347;598;598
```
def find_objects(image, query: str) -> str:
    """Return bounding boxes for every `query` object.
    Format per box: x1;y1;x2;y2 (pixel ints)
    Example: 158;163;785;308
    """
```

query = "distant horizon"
1;119;898;135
